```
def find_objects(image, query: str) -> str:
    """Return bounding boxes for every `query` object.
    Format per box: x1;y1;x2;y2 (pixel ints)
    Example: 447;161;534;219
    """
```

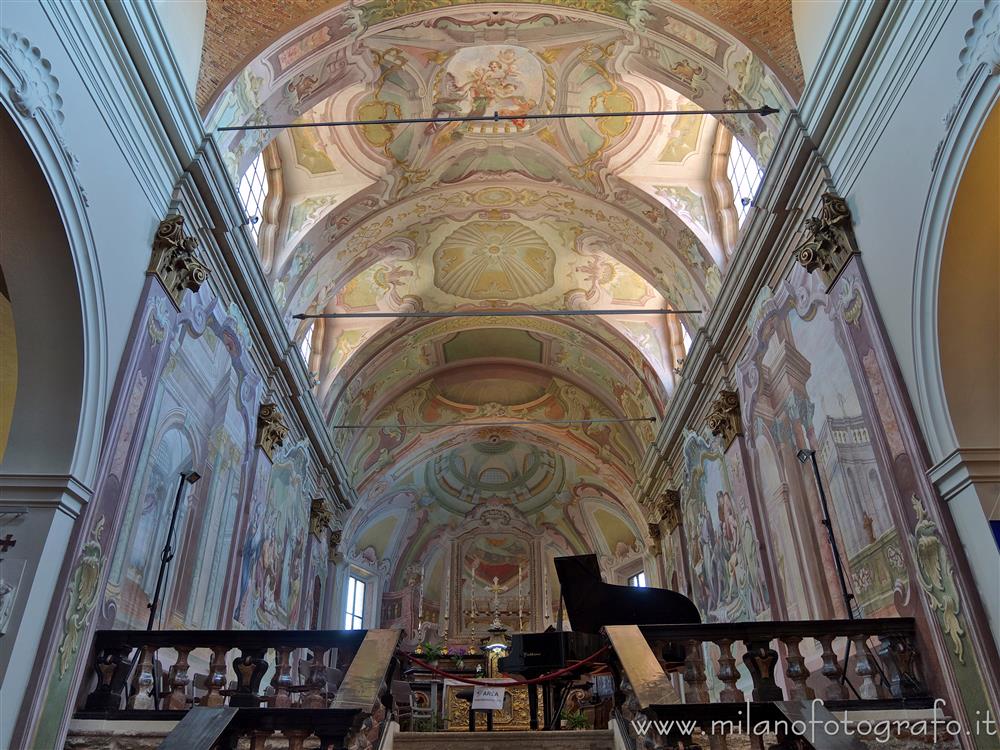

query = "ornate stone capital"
706;390;742;449
256;403;288;461
654;489;682;532
328;529;343;563
793;193;858;289
149;215;210;309
310;498;333;537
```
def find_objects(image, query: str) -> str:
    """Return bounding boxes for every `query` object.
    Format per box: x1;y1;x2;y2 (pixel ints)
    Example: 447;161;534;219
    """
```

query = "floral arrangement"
413;641;448;661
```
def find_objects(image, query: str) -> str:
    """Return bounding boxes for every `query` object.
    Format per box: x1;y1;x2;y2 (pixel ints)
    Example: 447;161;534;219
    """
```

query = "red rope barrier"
399;644;610;686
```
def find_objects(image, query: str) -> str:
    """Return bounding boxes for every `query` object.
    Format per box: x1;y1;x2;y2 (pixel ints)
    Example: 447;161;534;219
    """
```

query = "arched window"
238;152;270;245
300;321;315;367
726;137;763;225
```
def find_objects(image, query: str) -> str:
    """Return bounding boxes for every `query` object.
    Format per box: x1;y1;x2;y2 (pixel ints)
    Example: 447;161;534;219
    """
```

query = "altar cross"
0;534;15;552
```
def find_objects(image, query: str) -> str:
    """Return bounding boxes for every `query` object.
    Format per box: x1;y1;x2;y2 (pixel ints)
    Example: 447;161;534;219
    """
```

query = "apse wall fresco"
343;448;655;644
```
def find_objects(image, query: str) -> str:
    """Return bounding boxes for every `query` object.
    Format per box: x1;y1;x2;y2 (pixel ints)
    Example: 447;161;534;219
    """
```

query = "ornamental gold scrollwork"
328;529;343;562
310;498;334;537
57;516;106;677
149;215;211;308
706;390;742;449
653;489;682;532
256;403;289;461
793;193;858;289
910;494;966;664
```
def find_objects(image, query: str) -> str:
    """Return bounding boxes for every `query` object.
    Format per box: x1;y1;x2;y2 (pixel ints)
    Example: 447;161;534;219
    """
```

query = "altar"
443;677;543;731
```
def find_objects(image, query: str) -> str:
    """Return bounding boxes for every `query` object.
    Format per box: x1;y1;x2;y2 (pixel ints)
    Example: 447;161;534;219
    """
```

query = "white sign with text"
471;685;506;710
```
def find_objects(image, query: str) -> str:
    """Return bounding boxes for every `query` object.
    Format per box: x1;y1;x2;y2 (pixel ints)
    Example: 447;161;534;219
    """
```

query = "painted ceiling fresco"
210;1;796;604
197;0;803;111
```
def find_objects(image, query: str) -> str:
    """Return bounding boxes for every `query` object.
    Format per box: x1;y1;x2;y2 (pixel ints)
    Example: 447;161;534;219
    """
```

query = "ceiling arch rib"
206;1;794;176
277;180;717;328
323;314;671;439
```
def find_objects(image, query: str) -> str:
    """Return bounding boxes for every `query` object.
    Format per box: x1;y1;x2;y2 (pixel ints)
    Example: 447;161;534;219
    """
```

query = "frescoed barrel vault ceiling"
209;0;798;602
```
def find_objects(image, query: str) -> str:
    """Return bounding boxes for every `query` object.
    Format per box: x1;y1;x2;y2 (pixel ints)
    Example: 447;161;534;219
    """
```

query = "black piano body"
499;554;700;729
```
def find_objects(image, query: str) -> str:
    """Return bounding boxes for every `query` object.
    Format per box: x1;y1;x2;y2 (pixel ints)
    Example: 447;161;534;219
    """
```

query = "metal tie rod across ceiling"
330;416;657;429
294;308;700;320
217;105;778;132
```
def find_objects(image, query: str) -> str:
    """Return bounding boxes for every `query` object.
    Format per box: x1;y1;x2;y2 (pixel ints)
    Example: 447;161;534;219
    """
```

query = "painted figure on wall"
429;45;544;140
235;442;311;629
681;431;769;622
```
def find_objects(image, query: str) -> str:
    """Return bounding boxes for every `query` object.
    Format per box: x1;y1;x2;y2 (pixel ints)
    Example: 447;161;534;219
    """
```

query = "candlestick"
417;562;424;620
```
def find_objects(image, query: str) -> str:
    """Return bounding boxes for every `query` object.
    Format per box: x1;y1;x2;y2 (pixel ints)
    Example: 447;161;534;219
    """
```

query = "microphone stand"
797;449;865;698
129;470;200;708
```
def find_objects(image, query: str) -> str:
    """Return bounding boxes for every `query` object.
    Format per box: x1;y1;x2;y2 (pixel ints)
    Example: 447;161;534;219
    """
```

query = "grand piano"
499;554;700;730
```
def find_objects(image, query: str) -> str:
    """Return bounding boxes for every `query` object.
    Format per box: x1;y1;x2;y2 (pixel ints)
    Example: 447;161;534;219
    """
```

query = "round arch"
0;42;107;485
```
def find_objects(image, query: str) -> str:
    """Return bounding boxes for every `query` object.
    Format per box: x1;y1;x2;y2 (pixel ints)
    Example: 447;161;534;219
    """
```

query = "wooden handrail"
637;617;917;641
90;628;369;650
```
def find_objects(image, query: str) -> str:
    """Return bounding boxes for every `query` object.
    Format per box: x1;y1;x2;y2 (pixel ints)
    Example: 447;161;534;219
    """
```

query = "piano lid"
554;554;701;634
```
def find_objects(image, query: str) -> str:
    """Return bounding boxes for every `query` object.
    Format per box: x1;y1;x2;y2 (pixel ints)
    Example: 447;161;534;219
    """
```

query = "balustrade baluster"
203;645;229;707
683;639;710;703
283;729;311;750
84;644;133;711
129;645;157;709
714;639;744;703
781;636;814;700
231;647;268;707
301;648;329;708
271;646;294;708
741;638;783;701
248;729;272;750
816;635;848;700
851;635;880;699
877;633;926;699
165;646;192;710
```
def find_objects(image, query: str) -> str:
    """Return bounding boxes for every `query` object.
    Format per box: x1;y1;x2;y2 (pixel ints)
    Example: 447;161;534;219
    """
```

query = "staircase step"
394;729;614;750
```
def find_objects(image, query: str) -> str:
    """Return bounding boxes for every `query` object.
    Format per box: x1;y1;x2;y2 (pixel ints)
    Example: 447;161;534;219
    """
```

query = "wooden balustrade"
636;618;927;706
608;619;932;750
78;628;401;750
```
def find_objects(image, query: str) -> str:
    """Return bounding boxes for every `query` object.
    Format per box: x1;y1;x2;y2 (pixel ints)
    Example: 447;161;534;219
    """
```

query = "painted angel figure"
426;72;468;133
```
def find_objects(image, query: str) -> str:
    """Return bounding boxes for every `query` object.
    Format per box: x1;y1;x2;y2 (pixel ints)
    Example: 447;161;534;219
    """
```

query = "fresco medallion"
433;221;556;300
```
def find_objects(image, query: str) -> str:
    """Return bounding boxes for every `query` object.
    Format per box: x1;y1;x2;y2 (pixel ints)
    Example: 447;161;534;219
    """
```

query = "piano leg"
528;684;539;731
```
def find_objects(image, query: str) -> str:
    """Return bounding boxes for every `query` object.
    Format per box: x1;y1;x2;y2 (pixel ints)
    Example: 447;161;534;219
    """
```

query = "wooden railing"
638;618;926;704
76;628;402;750
606;618;931;750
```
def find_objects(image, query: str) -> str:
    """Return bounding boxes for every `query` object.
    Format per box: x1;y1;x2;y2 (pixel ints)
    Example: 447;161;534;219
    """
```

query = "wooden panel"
605;625;679;709
159;706;238;750
332;629;401;709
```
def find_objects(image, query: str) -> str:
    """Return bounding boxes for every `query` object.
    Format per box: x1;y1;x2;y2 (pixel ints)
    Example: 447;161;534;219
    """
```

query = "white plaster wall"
0;3;181;746
152;0;207;100
838;3;970;456
949;483;1000;655
792;0;843;83
2;0;174;427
